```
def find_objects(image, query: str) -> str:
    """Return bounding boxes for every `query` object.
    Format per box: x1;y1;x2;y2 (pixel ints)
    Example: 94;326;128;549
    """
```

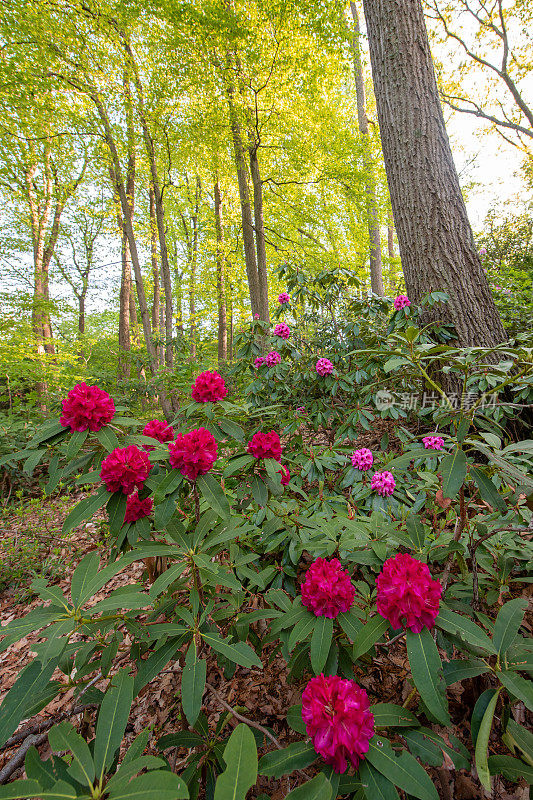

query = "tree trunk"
361;0;506;346
214;176;228;364
227;89;261;319
249;143;270;321
349;2;384;297
149;184;162;362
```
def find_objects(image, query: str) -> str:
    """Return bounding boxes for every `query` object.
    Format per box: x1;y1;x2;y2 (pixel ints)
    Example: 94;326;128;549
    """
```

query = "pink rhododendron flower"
142;419;174;451
296;406;306;413
100;445;152;494
191;371;228;403
394;295;411;310
479;247;487;255
254;356;266;368
254;314;260;319
316;358;333;376
168;428;217;481
278;292;290;304
247;430;282;461
60;383;115;432
301;558;355;618
376;553;442;632
124;492;153;523
423;435;444;451
494;285;502;291
371;471;396;496
274;322;290;339
278;464;290;486
266;350;281;366
302;674;375;773
351;448;374;471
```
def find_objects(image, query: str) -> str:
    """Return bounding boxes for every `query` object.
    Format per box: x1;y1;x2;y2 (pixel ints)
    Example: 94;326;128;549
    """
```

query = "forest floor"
0;422;531;799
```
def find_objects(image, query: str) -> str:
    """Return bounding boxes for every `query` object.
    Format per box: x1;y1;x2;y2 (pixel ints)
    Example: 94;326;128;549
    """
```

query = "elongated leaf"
436;606;495;654
62;485;109;536
48;721;94;787
287;704;306;735
359;760;400;800
352;616;389;660
488;755;533;783
475;687;500;791
406;628;451;726
370;703;418;728
337;610;363;642
499;670;533;711
288;614;316;651
134;638;184;695
0;780;43;799
214;724;258;800
493;598;527;656
218;419;245;442
442;659;488;685
107;491;128;536
201;632;262;669
0;659;58;746
505;719;533;763
223;454;255;477
95;426;120;452
70;551;100;609
197;473;230;519
366;738;439;800
182;646;206;727
0;607;63;653
440;449;467;499
311;616;333;675
149;563;187;599
470;468;507;514
259;741;317;778
405;514;425;550
384;449;432;471
250;475;268;507
107;771;189;800
284;773;332;800
94;669;134;781
23;448;46;476
66;429;88;459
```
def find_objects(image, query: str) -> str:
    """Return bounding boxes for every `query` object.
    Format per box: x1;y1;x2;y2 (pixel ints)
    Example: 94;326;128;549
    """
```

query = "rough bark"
214;176;228;364
361;0;506;346
227;88;261;319
149;184;161;360
249;142;270;321
349;2;384;296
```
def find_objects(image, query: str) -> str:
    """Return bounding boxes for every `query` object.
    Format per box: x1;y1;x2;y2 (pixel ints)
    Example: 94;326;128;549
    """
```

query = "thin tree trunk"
349;2;384;296
149;184;162;363
214;176;228;364
249;143;270;321
362;0;506;346
228;281;234;361
227;89;261;319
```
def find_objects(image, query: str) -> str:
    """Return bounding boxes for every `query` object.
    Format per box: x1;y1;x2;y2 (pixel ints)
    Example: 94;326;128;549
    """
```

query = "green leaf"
214;724;258;800
152;470;183;504
62;485;109;536
499;670;533;711
0;780;43;799
94;669;134;781
440;449;467;499
288;614;316;651
23;448;46;476
470;468;507;515
488;755;533;783
70;551;100;609
287;704;306;735
352;616;389;660
337;610;363;642
258;741;317;778
197;473;230;520
405;514;425;550
223;454;255;477
406;628;451;726
107;771;189;799
370;703;418;728
107;491;128;536
311;616;333;675
66;429;88;459
359;760;400;800
182;646;206;727
250;475;268;506
384;449;432;472
436;606;496;654
0;607;63;653
95;426;120;452
201;632;262;669
0;659;58;747
505;719;533;763
284;773;332;800
493;598;527;656
474;687;500;791
366;737;439;800
48;721;94;787
218;419;245;442
134;638;184;695
442;659;488;685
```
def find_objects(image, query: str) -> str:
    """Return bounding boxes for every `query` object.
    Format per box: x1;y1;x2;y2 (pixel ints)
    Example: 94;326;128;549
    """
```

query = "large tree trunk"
227;90;262;319
349;2;384;297
214;176;228;365
362;0;506;346
248;142;270;322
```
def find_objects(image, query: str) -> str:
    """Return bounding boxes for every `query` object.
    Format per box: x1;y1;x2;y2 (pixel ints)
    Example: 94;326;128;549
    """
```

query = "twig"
0;732;49;783
1;702;97;751
205;683;310;779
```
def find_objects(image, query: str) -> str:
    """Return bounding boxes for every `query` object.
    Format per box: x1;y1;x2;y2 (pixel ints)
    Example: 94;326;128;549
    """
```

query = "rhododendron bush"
1;331;532;799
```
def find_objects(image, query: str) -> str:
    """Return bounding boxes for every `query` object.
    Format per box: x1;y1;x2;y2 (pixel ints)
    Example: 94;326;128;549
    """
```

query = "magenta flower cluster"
278;292;290;304
274;322;290;340
316;358;333;376
351;448;373;471
370;471;396;496
376;553;442;632
423;435;444;451
254;356;266;368
301;557;355;619
266;350;281;366
393;295;410;310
